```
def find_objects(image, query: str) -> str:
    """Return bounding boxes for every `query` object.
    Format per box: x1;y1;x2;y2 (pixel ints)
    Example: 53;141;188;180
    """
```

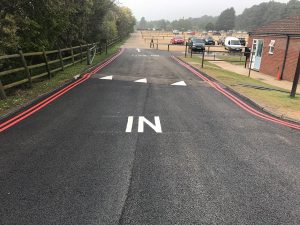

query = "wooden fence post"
201;51;205;68
0;79;6;99
58;48;64;71
80;44;83;63
18;48;32;87
70;45;75;65
87;44;91;65
43;48;51;79
99;43;102;55
105;40;108;55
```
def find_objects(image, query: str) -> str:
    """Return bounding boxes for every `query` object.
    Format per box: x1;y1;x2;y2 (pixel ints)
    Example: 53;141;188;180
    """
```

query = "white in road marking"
136;48;141;53
134;78;147;83
138;116;162;133
171;81;187;86
126;116;162;133
126;116;134;133
100;76;113;80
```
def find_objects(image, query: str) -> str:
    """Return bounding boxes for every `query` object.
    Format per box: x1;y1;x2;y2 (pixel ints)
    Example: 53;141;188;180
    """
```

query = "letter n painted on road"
125;116;162;133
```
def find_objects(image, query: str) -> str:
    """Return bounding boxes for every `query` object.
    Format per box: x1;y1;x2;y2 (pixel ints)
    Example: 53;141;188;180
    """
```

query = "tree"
235;0;300;31
285;0;300;17
205;22;215;31
0;0;136;53
215;7;235;31
116;7;136;37
138;17;147;29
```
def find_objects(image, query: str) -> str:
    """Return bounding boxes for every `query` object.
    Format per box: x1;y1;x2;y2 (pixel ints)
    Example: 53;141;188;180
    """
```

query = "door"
251;39;264;70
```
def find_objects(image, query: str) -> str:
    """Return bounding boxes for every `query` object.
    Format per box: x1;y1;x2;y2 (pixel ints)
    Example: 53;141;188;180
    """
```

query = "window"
269;40;275;54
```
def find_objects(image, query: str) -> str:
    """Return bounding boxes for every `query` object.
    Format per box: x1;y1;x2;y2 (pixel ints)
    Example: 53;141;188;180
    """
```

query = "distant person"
150;38;155;48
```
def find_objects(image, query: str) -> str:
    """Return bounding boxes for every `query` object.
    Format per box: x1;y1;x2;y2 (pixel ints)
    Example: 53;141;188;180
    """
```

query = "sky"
118;0;290;21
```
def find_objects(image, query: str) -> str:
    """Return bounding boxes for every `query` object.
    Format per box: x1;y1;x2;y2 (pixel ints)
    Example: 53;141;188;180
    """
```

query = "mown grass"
180;56;300;121
0;43;123;116
215;54;246;66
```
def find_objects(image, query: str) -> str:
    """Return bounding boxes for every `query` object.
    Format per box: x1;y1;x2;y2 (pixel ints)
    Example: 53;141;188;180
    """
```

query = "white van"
224;37;242;52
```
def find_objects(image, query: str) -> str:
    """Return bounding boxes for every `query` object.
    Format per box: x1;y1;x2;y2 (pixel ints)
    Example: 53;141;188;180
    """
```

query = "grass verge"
0;42;123;116
214;54;246;66
180;56;300;121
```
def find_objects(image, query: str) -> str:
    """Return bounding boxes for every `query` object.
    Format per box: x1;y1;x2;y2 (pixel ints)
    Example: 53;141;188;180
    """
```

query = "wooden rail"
0;37;121;99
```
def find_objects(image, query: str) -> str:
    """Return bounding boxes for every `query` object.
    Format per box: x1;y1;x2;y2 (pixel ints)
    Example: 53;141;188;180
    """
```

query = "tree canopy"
136;0;300;32
0;0;135;54
215;8;236;31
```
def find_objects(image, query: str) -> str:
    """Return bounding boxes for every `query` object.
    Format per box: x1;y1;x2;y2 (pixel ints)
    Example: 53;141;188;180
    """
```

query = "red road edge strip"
0;49;124;133
171;56;300;131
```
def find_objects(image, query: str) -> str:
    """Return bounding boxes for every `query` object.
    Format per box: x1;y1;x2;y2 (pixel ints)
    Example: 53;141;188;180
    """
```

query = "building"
248;15;300;82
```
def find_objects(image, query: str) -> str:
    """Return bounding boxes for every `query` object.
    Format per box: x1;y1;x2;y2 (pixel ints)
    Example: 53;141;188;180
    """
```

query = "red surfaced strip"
0;49;124;133
171;56;300;131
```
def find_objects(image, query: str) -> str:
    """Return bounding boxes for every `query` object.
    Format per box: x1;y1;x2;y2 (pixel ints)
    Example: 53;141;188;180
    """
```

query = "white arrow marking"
136;48;141;53
134;78;147;83
100;76;113;80
171;81;187;86
74;75;80;80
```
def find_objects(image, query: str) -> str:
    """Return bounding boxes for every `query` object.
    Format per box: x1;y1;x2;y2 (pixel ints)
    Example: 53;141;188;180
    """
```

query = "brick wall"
284;38;300;81
248;35;300;82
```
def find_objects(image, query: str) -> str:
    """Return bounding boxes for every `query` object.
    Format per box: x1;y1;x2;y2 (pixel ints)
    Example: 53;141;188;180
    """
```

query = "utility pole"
290;52;300;98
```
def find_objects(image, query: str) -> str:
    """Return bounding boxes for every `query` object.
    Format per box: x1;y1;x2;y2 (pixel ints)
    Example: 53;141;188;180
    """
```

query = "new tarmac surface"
1;48;300;225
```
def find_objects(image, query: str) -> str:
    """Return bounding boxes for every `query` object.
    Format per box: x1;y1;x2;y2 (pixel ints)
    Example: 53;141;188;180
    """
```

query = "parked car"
205;37;215;45
224;37;243;52
171;36;185;45
172;30;180;35
213;31;221;36
187;30;196;35
238;37;246;46
188;38;206;52
217;37;225;45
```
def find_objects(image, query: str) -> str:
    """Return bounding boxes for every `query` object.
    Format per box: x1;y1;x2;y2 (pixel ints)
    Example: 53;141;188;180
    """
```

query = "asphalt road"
1;48;300;225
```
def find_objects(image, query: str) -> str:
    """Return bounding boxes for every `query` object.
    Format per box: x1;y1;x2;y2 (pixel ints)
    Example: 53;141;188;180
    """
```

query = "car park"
238;37;246;46
217;37;225;45
205;37;215;45
224;37;243;52
213;31;221;36
172;30;180;35
188;38;206;52
171;36;185;45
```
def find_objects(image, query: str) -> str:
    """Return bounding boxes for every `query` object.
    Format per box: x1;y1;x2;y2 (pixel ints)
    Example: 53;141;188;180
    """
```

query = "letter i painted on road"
126;116;162;133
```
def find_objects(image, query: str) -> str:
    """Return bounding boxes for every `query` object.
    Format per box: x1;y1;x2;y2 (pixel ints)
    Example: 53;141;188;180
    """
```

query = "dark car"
238;37;246;46
189;38;206;52
205;37;215;45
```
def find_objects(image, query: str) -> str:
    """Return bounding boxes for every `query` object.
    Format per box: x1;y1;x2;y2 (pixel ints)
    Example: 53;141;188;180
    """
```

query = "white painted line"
134;78;147;83
126;116;134;133
171;81;187;86
136;48;141;53
100;76;113;80
150;55;160;57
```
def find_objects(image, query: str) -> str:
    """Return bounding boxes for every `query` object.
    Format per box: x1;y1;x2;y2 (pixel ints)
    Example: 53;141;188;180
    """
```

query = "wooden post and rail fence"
0;37;121;99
